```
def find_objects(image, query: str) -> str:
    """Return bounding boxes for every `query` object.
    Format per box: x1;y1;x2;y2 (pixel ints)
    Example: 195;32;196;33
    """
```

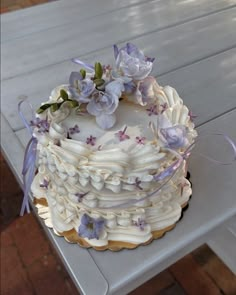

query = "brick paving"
1;0;56;13
1;1;236;294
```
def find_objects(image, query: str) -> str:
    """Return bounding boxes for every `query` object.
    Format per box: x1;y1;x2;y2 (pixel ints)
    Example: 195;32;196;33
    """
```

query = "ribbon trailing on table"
18;100;38;216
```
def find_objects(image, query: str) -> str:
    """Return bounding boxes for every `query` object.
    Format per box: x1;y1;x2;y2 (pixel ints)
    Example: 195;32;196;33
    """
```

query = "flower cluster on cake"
30;43;197;250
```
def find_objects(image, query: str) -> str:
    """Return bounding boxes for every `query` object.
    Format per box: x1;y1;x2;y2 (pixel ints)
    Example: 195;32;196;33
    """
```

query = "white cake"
30;43;197;250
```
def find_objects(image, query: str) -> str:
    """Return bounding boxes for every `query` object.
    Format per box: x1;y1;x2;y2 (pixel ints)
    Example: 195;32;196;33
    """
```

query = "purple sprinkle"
133;218;146;231
115;126;130;142
160;103;168;114
30;118;49;133
69;124;80;135
40;179;49;189
86;135;96;146
146;104;158;116
75;192;89;202
135;136;146;145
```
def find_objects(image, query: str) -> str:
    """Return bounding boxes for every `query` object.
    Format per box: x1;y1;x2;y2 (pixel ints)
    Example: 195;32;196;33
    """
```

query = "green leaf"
94;79;105;87
94;62;103;79
80;69;86;79
68;100;79;108
60;89;69;101
36;103;51;114
50;103;59;112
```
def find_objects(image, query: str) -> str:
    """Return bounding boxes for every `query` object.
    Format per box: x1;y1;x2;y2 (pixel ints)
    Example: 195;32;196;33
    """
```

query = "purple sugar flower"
159;126;188;149
69;71;95;102
78;213;105;240
75;192;89;202
157;114;189;149
133;218;146;231
86;135;96;146
115;126;130;142
40;179;49;189
146;104;158;116
87;80;124;129
113;43;154;81
69;124;80;135
135;136;146;145
160;126;187;149
188;110;197;122
30;117;49;133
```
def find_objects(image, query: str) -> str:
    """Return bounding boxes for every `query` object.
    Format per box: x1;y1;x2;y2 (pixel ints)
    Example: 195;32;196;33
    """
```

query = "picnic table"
1;0;236;294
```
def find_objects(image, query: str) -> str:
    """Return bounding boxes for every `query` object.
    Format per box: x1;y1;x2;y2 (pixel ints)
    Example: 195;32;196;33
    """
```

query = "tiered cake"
30;43;197;250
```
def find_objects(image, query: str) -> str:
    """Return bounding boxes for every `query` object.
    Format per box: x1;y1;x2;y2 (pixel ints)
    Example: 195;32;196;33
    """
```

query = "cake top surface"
34;43;196;152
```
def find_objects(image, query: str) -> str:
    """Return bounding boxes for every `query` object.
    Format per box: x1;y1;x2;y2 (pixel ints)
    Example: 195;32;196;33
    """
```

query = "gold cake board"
33;197;190;251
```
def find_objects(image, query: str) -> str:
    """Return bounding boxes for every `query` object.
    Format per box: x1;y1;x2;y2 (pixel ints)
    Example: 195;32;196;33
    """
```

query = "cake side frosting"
30;43;197;248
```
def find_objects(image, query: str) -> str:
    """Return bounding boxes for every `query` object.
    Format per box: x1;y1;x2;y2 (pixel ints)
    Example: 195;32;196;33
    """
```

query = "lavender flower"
69;124;80;135
159;126;188;149
123;76;161;106
133;218;146;231
86;135;96;146
69;72;95;102
87;80;124;129
115;126;130;142
135;136;146;145
114;43;154;81
30;118;49;133
146;104;158;116
137;76;158;104
75;192;89;202
158;115;189;149
40;179;49;189
78;213;105;240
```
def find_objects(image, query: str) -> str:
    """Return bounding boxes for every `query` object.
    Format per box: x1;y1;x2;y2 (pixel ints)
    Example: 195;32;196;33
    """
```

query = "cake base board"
32;172;192;251
33;197;189;251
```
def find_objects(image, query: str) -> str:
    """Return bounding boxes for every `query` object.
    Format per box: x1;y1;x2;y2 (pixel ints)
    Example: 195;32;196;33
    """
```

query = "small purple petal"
40;179;49;189
115;126;130;142
69;71;82;86
133;218;146;231
86;135;96;146
146;104;158;116
135;136;146;145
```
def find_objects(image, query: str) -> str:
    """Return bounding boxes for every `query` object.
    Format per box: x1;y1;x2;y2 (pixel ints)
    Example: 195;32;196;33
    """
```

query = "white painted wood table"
1;0;236;294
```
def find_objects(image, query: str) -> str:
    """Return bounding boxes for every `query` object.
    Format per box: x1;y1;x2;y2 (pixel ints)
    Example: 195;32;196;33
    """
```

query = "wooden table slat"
2;1;236;80
1;0;157;43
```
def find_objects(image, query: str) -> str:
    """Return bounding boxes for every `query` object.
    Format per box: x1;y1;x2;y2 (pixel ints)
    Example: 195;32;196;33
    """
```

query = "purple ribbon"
18;100;38;216
72;58;94;71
